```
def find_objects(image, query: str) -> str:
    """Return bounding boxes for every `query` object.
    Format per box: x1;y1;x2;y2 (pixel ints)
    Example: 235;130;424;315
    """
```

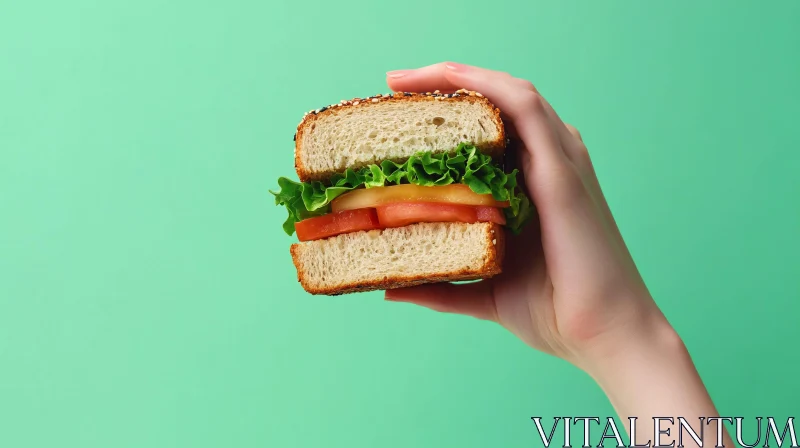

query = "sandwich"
271;90;535;295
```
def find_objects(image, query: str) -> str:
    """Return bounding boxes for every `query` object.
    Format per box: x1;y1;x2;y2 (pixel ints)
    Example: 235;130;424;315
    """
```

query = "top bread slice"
294;90;506;182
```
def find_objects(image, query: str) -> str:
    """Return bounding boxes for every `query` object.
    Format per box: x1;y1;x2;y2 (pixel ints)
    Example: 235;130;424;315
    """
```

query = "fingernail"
445;62;468;72
386;70;407;79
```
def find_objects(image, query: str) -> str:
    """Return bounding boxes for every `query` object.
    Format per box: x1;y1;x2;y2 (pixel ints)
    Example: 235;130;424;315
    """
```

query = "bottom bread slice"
290;222;505;295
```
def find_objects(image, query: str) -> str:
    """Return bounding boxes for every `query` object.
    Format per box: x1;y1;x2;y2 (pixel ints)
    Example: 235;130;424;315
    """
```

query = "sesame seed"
434;90;440;94
476;92;484;97
468;92;476;96
353;101;360;106
492;239;496;245
371;98;379;103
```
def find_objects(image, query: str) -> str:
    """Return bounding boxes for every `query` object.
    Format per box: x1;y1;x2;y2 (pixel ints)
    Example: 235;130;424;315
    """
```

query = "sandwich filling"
271;143;535;242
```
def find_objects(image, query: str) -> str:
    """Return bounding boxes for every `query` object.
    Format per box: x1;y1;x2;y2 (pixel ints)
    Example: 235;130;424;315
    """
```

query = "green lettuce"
270;143;535;235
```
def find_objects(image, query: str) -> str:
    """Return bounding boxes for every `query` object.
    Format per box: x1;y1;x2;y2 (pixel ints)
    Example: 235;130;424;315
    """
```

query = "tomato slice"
296;204;506;242
377;202;477;228
376;202;505;228
331;184;510;212
295;208;381;242
475;206;507;225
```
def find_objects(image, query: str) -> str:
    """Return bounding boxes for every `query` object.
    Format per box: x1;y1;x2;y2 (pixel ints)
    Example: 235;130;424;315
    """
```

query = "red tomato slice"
376;202;505;228
475;206;507;225
295;208;381;242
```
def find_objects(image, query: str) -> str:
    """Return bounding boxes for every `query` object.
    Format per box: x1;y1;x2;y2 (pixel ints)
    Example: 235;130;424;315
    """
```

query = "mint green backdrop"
1;1;798;447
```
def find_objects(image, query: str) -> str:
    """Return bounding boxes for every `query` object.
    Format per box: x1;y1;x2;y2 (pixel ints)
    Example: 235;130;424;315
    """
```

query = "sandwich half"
271;90;534;295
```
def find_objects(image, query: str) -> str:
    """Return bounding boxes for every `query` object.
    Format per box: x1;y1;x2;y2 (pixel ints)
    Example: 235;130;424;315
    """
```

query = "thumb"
384;280;498;322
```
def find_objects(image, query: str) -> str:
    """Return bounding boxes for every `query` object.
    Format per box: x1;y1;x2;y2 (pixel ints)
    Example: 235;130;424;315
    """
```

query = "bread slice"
290;221;505;295
294;91;506;182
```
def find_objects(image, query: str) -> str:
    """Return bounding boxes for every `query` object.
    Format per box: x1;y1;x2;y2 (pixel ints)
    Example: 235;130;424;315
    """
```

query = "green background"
1;1;798;446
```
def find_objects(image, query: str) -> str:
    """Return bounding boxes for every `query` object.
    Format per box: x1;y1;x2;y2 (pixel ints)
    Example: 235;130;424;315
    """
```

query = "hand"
383;62;675;373
383;63;730;447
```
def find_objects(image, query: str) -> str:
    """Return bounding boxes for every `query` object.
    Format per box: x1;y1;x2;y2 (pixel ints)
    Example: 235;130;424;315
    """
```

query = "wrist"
579;308;687;383
574;311;727;448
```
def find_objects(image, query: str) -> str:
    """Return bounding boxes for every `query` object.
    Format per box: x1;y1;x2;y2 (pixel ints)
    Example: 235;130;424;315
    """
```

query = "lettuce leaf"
270;143;535;235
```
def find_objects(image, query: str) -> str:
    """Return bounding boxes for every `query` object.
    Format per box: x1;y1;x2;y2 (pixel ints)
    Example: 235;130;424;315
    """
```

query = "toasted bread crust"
289;222;505;296
294;90;506;183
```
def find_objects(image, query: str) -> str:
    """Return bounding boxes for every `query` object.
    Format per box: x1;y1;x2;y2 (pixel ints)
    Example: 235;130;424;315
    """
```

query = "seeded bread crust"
293;90;506;183
289;222;505;296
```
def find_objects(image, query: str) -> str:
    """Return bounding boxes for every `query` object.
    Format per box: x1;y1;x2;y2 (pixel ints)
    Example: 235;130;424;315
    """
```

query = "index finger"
387;62;546;124
386;61;539;95
386;62;459;93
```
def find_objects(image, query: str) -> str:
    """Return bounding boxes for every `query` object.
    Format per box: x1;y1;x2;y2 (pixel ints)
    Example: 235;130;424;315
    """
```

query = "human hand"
383;62;676;374
383;63;729;446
